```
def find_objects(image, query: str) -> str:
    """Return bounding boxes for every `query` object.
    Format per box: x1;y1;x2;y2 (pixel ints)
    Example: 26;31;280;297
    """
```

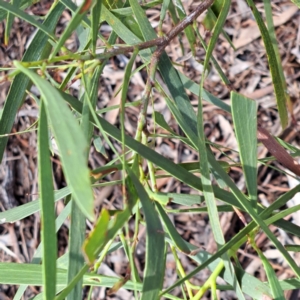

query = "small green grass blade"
82;177;138;264
291;0;300;8
161;180;300;295
206;148;300;279
202;0;230;75
285;245;300;252
0;0;32;22
203;4;235;50
0;187;70;223
197;17;246;294
158;0;170;35
66;59;105;300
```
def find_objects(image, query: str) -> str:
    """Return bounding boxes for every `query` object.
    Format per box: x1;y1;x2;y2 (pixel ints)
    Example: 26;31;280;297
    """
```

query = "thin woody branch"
135;0;214;144
96;0;214;61
155;0;215;57
18;0;214;68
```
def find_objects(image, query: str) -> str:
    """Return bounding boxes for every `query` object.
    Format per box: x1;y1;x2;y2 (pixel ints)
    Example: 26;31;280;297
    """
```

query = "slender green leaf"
202;0;230;75
120;47;139;182
93;136;107;156
178;72;231;113
285;245;300;252
83;208;132;261
14;202;72;300
66;199;86;300
259;251;285;299
38;101;57;299
162;184;300;294
66;60;105;300
194;24;231;87
129;0;156;40
4;0;21;45
0;187;70;223
156;202;191;254
14;62;94;221
291;0;300;8
0;1;56;40
172;0;196;54
91;0;102;53
154;111;175;134
147;187;204;205
263;0;291;115
61;91;300;239
0;2;64;163
231;92;257;209
0;0;33;22
158;0;170;35
206;148;300;279
197;15;245;294
50;0;91;58
203;5;235;50
245;0;288;128
82;177;138;265
127;168;165;300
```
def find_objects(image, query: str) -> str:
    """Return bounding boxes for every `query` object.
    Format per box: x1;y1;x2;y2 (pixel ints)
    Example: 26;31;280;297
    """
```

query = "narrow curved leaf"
0;187;70;223
231;92;257;209
0;1;56;40
38;102;57;299
14;62;94;221
127;168;165;300
245;0;288;128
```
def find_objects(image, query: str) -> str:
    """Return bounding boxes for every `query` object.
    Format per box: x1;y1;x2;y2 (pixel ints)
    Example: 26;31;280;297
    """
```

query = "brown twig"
19;0;214;72
97;0;214;62
155;0;215;58
135;0;214;144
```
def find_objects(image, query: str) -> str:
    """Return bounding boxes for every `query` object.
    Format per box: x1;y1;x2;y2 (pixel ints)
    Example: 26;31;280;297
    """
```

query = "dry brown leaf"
234;5;298;49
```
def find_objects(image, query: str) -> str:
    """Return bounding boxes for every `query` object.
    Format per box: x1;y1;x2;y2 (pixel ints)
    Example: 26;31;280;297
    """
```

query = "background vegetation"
1;0;300;299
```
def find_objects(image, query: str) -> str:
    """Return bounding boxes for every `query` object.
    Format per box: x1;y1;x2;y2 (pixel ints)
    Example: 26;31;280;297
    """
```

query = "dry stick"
98;0;214;62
